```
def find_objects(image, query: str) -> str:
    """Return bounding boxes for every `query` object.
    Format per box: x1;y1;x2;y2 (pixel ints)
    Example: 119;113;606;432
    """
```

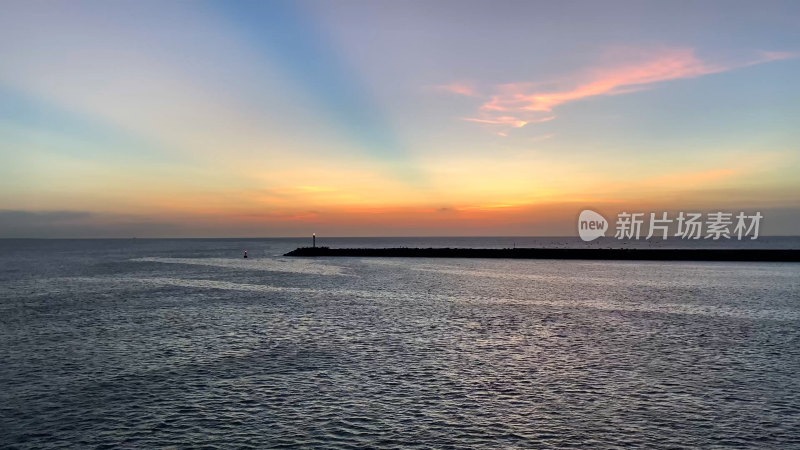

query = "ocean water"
1;237;800;448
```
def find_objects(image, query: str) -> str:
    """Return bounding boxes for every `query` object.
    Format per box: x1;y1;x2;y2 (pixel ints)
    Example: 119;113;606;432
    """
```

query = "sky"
1;0;799;237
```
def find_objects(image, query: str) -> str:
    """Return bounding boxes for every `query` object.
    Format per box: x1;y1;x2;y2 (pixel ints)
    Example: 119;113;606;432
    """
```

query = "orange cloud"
453;48;796;134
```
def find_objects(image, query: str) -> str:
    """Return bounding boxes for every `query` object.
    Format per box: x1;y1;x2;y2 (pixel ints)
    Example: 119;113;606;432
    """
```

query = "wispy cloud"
434;81;478;96
450;48;796;135
529;133;556;143
462;115;555;128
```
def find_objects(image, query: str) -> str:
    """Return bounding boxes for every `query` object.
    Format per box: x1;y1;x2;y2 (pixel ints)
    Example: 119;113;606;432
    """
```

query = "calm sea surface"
1;237;800;448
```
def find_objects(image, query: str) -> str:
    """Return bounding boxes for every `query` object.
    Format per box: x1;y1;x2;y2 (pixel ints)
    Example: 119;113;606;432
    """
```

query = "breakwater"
284;247;800;262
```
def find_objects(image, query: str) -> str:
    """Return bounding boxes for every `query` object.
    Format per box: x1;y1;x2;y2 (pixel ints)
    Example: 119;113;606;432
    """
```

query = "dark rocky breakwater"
285;247;800;262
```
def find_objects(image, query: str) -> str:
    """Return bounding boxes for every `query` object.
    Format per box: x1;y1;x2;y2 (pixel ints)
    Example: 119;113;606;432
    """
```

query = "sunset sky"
1;0;799;237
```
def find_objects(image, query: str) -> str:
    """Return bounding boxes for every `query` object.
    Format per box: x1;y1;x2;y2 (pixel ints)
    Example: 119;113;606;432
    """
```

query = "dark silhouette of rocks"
284;247;800;262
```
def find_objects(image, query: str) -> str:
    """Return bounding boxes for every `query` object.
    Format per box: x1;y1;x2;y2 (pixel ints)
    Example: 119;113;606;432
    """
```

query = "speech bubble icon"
578;209;608;242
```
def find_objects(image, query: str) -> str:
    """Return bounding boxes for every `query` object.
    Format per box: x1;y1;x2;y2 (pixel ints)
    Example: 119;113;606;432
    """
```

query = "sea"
1;237;799;448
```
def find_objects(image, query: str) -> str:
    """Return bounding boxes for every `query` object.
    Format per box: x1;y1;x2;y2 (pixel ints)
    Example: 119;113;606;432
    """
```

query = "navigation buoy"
244;250;248;258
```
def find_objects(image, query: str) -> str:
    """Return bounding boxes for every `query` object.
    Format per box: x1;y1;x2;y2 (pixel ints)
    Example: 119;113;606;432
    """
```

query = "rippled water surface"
2;238;800;448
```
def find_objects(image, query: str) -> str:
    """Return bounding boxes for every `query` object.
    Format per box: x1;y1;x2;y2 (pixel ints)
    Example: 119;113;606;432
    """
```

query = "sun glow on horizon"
1;0;799;237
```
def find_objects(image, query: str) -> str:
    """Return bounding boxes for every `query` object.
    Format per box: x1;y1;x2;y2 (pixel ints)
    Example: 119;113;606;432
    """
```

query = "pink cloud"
462;115;555;128
757;50;799;62
451;48;796;135
434;81;477;96
484;48;725;113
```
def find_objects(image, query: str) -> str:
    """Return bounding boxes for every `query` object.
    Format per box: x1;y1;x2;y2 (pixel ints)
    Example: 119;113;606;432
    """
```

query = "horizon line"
2;235;799;240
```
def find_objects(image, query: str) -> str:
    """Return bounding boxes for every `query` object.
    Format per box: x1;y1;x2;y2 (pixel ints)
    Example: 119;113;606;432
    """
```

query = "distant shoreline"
284;247;800;262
